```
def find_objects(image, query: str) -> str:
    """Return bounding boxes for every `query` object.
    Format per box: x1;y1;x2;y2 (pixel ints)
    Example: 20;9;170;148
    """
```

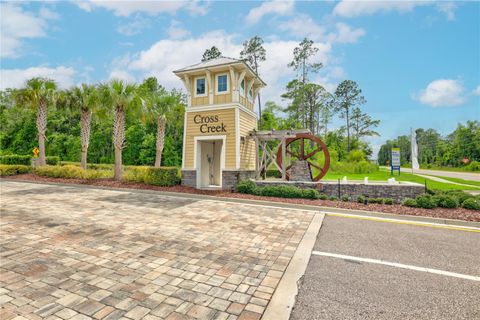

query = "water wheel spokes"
276;133;330;181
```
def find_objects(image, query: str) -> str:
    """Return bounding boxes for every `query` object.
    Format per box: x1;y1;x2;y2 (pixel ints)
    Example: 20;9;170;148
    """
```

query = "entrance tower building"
174;57;265;189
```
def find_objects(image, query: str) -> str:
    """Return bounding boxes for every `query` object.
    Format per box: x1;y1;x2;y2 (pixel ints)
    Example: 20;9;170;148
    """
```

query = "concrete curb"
262;213;324;320
2;178;479;228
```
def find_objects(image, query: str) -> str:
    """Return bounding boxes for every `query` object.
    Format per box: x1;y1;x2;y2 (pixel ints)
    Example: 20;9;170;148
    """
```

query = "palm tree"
101;80;139;180
15;78;57;166
61;84;100;169
139;77;181;167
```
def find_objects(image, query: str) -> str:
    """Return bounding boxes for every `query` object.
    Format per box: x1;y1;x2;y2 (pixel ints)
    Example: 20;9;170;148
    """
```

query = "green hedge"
0;164;32;176
0;155;31;165
236;180;321;200
123;166;179;186
34;165;112;180
144;167;179;186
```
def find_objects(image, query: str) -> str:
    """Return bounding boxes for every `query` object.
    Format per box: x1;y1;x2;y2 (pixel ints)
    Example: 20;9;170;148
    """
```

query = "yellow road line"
325;212;480;233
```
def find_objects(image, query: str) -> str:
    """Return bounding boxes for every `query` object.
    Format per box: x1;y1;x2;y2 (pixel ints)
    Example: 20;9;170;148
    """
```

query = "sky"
1;0;479;157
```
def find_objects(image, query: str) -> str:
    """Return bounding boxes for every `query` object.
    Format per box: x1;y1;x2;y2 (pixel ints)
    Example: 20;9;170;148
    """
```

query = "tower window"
217;74;228;93
196;78;206;96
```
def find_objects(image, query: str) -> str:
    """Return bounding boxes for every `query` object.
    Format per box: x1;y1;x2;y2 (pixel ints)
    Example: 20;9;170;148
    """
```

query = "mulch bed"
4;174;480;223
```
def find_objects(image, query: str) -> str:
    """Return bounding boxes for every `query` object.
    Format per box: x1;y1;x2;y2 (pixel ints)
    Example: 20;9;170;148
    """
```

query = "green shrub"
330;161;378;174
0;154;31;165
329;196;337;201
35;165;85;179
383;198;394;205
237;181;321;200
318;193;328;200
368;198;384;204
46;156;60;165
301;188;320;200
433;194;459;208
402;198;417;207
0;164;32;176
357;195;365;203
415;194;437;209
90;163;114;170
123;166;149;183
143;167;179;186
261;185;304;198
346;150;365;162
236;180;258;194
464;161;480;172
443;190;475;204
461;198;480;211
265;170;282;178
34;165;112;180
341;195;349;202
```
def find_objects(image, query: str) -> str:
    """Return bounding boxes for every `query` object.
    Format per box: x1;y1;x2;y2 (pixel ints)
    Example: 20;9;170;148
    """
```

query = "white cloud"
333;1;423;17
246;0;294;25
0;66;76;89
279;14;326;41
75;0;208;17
167;20;191;39
117;15;151;36
279;15;365;44
473;86;480;96
333;1;457;21
119;30;334;107
330;23;366;44
416;79;466;107
0;3;56;58
437;2;456;21
108;70;136;83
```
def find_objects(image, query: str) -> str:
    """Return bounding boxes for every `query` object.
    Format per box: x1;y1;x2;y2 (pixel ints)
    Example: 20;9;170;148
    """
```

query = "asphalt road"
291;215;480;320
401;167;480;182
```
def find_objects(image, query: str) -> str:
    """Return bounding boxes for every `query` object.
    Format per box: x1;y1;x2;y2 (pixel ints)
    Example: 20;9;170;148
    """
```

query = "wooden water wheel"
276;133;330;181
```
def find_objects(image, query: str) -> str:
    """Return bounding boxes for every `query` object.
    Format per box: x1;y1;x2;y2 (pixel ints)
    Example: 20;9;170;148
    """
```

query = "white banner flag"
411;128;419;170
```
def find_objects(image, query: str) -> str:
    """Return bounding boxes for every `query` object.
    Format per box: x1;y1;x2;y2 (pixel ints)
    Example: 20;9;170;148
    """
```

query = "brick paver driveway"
0;181;314;320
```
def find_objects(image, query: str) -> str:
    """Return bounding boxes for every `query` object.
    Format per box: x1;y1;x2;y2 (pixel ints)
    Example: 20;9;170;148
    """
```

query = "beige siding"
184;109;237;169
190;71;233;107
239;110;257;170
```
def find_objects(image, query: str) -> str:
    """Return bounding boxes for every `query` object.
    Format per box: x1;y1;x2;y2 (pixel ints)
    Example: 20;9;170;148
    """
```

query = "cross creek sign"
193;114;227;133
391;147;401;175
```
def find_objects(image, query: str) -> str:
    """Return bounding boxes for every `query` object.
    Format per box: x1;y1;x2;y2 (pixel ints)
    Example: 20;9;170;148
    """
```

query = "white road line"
312;251;480;282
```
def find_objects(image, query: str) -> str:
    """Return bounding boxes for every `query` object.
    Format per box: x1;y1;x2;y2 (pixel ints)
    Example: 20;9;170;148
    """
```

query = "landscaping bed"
3;173;480;222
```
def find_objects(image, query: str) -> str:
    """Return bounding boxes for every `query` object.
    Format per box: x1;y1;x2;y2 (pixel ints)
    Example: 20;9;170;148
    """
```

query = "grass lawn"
431;176;480;187
401;165;477;173
323;169;480;191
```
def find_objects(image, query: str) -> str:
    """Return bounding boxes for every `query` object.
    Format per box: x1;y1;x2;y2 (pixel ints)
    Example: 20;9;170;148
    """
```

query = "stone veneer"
181;170;256;190
223;170;256;190
181;170;197;188
255;180;425;202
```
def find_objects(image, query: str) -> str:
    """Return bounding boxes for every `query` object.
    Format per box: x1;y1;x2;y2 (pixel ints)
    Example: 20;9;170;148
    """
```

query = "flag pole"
411;127;414;174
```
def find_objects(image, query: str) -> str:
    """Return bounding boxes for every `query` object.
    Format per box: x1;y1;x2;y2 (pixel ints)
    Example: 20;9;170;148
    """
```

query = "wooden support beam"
255;136;260;179
281;137;286;180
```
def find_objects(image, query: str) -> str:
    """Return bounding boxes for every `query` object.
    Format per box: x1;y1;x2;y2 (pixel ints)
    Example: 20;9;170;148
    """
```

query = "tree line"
1;77;183;180
1;35;382;180
377;121;480;168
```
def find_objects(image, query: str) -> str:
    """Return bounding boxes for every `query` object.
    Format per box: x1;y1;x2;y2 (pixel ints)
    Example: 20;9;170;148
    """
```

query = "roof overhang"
173;60;266;87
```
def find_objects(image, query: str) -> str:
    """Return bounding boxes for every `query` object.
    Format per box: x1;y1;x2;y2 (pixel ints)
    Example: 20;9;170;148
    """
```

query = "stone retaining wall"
255;181;425;202
181;170;256;190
